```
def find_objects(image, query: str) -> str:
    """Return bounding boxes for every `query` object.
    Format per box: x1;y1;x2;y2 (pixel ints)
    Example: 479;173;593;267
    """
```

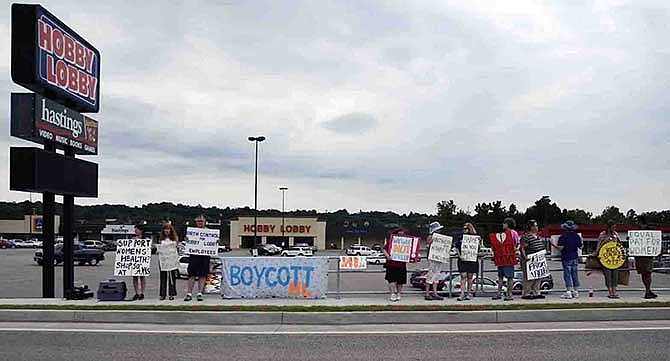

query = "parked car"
346;245;376;256
83;240;105;250
280;246;313;257
0;239;16;248
409;269;454;290
218;245;232;253
249;244;281;256
479;247;493;258
295;243;317;253
366;252;387;265
15;239;39;248
34;243;105;266
371;244;383;252
178;255;190;279
439;274;502;295
102;241;117;252
511;271;554;294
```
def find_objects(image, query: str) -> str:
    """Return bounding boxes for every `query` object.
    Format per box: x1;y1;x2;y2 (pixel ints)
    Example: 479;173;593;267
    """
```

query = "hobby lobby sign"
243;224;313;234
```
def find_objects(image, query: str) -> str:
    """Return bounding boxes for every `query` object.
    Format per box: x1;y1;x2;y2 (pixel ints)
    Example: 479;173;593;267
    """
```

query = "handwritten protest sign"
339;256;367;270
460;235;480;262
428;233;452;263
114;239;152;276
390;235;414;262
186;227;220;256
157;242;179;271
599;241;626;269
526;250;550;280
628;230;662;257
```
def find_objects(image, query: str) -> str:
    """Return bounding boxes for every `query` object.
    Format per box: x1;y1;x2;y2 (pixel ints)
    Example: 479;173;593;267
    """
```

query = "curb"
1;307;669;325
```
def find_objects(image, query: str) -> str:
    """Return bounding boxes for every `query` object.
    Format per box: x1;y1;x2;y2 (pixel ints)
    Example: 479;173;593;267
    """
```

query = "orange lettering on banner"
288;281;313;298
341;257;352;268
353;257;360;268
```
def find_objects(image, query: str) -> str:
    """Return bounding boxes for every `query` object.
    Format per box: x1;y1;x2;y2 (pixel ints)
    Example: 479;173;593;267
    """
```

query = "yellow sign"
598;241;626;270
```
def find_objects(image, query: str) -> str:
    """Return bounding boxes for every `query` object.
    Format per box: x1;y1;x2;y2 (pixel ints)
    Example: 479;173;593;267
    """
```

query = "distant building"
229;216;326;249
0;215;61;239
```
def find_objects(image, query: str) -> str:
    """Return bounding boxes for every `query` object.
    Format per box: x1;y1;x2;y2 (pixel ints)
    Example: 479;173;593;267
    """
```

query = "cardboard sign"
598;241;626;270
390;235;419;263
460;235;480;262
157;241;179;271
526;250;550;280
428;233;453;263
339;256;367;270
221;257;328;299
628;230;662;257
114;239;152;276
186;227;220;256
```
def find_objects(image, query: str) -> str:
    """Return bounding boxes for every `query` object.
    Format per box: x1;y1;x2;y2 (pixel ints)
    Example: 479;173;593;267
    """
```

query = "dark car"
372;244;383;252
218;245;232;253
102;241;117;252
0;239;16;249
249;244;280;256
34;243;105;266
511;271;554;294
409;269;455;291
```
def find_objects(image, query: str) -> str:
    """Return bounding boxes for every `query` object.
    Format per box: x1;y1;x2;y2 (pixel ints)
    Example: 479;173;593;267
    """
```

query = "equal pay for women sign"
628;230;662;257
526;250;550;280
186;227;220;256
460;235;480;262
428;233;452;263
114;239;152;276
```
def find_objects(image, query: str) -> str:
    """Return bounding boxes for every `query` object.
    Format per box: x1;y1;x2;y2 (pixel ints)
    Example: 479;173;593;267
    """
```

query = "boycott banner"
526;250;550;280
339;256;367;270
157;242;179;271
114;239;152;276
389;234;421;263
220;257;329;299
460;235;480;262
628;230;662;257
186;227;220;256
428;233;452;263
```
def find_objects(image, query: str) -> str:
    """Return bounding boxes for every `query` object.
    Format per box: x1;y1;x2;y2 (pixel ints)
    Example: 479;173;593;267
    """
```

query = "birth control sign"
628;230;662;257
12;4;101;112
428;233;452;263
186;227;220;256
114;239;152;276
389;234;420;263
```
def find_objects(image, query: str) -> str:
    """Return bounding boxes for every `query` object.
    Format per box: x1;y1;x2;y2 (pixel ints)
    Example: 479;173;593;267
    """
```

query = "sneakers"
139;294;145;300
534;294;546;299
389;293;398;302
561;291;573;299
197;293;204;301
644;292;658;299
504;296;514;301
132;294;140;301
572;290;579;299
184;293;192;302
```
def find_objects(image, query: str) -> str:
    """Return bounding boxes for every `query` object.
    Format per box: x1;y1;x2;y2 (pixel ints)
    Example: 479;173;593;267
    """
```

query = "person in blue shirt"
552;220;583;299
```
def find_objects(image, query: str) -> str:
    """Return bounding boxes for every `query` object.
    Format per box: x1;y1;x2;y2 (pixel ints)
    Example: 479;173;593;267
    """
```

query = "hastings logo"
40;97;83;138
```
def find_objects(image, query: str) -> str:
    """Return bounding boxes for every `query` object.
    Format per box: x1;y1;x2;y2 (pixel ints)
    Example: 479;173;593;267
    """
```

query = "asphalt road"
0;320;669;361
1;248;668;299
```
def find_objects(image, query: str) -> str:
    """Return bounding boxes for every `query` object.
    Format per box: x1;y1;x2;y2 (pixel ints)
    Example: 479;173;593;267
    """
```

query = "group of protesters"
383;217;661;302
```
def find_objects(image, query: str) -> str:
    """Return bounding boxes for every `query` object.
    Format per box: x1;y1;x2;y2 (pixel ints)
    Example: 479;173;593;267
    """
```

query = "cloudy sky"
1;0;669;215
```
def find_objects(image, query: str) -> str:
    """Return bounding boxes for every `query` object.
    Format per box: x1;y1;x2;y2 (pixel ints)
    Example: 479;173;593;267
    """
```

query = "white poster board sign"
628;230;662;257
428;233;453;263
339;256;367;270
460;235;480;262
186;227;220;256
389;235;414;262
114;238;152;276
526;250;550;280
157;241;179;271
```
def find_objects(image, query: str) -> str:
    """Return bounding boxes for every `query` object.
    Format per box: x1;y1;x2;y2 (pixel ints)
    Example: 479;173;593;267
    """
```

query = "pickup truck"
34;243;105;266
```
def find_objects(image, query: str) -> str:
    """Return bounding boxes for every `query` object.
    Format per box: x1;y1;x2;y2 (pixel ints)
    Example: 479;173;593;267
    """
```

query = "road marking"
0;326;669;335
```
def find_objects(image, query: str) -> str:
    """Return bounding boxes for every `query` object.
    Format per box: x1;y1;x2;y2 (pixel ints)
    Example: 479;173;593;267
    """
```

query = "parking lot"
0;248;669;299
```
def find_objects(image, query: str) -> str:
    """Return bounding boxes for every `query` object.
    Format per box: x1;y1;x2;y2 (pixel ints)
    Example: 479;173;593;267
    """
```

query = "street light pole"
248;136;266;248
279;187;288;244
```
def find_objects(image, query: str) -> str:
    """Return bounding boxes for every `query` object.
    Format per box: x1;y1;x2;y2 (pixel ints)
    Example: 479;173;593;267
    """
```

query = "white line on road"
1;326;669;335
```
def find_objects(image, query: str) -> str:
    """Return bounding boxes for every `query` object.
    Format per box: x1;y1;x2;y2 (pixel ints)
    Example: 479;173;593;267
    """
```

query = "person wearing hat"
423;221;446;301
553;220;583;299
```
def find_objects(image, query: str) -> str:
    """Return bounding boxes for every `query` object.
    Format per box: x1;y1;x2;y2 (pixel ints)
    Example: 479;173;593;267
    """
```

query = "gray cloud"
322;113;378;135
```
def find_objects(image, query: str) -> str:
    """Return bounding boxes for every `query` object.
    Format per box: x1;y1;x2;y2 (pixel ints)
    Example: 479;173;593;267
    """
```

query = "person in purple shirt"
552;220;583;299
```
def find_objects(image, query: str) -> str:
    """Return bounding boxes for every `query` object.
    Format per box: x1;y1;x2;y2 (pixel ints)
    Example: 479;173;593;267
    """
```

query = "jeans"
562;258;580;289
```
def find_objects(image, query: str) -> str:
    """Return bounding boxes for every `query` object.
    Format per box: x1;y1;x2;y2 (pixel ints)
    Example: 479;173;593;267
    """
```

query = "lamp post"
279;187;288;245
248;136;266;247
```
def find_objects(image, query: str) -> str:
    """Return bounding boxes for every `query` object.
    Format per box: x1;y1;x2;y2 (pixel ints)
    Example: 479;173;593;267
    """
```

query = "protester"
383;228;408;302
184;214;210;302
424;222;445;301
597;220;622;299
635;216;658;299
131;224;146;301
454;222;481;301
158;223;179;300
552;220;583;299
491;218;519;301
520;220;546;300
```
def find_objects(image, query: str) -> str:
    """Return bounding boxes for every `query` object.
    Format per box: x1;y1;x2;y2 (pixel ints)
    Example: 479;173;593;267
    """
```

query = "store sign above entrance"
11;4;101;113
242;224;313;235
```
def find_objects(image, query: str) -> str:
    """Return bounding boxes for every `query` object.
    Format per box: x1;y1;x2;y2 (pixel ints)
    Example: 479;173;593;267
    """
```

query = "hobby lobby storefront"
229;217;326;249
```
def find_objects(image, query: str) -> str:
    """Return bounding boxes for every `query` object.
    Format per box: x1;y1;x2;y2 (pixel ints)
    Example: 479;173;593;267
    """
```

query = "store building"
229;216;326;249
0;215;60;239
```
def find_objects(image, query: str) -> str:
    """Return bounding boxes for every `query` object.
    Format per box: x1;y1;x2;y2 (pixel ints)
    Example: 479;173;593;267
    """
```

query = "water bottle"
589;288;594;297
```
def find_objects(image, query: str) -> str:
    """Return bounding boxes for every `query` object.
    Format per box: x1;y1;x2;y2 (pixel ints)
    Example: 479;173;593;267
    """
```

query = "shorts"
635;257;654;274
497;266;515;279
425;260;446;284
458;260;478;274
385;265;407;285
187;255;211;278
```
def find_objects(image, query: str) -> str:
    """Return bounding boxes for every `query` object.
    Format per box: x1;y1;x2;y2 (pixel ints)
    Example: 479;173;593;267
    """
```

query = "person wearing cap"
383;227;409;302
635;217;658;299
553;220;583;299
424;221;446;301
520;220;546;300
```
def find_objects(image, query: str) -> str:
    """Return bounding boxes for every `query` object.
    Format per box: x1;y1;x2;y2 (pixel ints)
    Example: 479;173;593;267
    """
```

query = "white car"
15;239;39;248
280;246;313;257
346;245;376;256
178;255;190;279
366;252;387;265
83;240;105;249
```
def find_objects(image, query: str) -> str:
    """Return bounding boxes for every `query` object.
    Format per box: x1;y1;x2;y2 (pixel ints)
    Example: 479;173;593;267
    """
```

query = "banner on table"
389;234;420;263
460;235;480;262
157;242;179;271
628;230;662;257
114;238;152;276
526;250;550;280
428;233;452;263
186;227;220;256
339;256;367;270
221;257;329;299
